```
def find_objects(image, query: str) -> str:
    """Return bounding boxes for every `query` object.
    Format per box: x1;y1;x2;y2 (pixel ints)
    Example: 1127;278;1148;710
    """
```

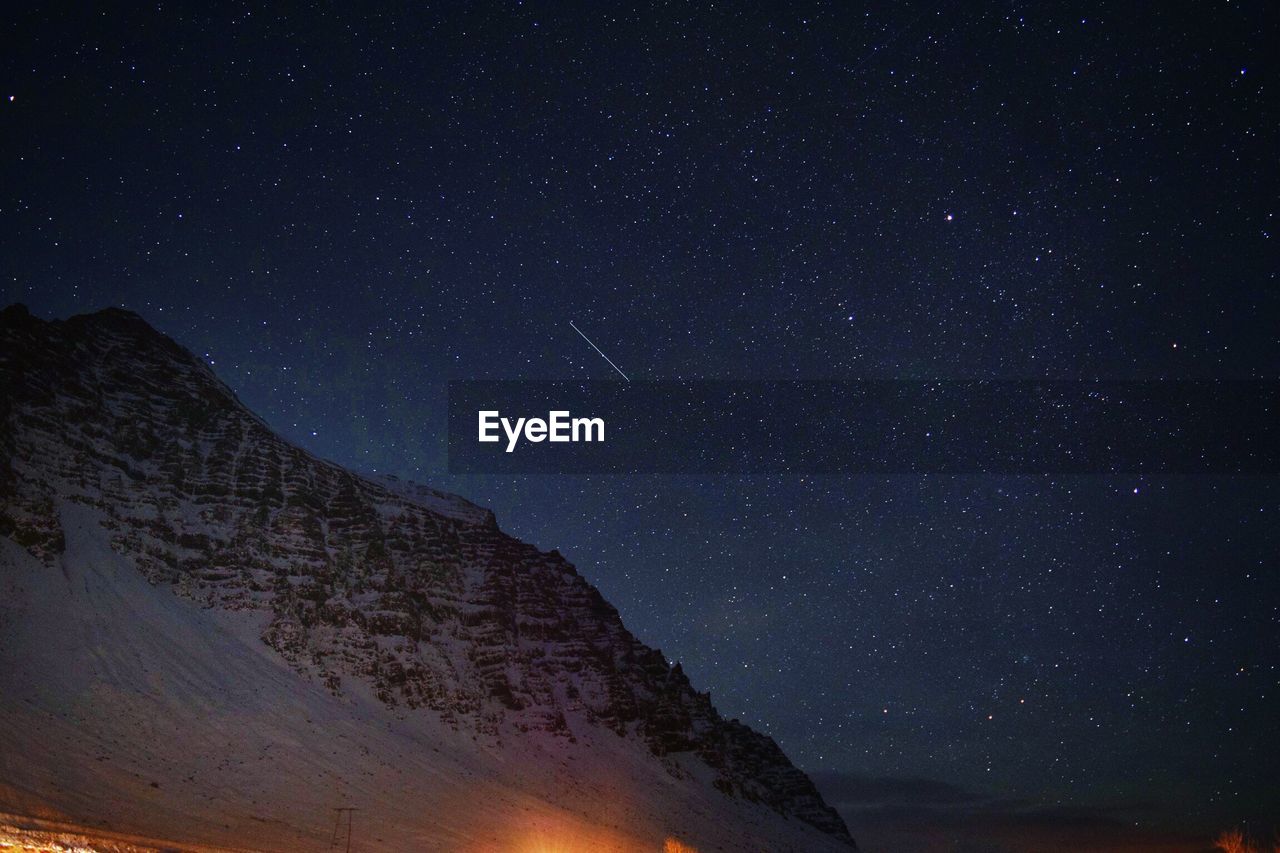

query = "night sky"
3;3;1277;849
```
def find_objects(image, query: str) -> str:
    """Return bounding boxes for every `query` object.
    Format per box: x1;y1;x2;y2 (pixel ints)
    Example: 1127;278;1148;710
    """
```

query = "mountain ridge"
0;303;855;851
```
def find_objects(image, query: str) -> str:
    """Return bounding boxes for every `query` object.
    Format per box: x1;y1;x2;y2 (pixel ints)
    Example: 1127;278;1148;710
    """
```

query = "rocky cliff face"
0;304;852;846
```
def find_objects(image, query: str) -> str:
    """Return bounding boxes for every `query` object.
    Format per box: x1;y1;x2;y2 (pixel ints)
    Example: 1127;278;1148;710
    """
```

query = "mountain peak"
88;305;148;322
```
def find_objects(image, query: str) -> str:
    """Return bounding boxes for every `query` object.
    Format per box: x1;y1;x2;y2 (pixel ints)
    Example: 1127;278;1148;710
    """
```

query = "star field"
3;3;1277;847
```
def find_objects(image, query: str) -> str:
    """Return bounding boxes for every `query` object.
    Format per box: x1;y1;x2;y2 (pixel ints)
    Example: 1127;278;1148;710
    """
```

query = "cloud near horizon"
809;771;1216;853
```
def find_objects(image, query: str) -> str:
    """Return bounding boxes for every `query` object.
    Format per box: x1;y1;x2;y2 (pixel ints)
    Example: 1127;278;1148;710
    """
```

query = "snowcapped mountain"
0;304;854;852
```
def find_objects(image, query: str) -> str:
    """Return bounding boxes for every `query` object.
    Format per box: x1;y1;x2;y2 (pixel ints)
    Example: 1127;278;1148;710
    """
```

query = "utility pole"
329;807;358;852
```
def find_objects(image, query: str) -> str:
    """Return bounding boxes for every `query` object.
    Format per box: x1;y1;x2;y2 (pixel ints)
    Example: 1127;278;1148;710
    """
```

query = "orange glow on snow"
510;822;636;853
508;824;699;853
663;837;700;853
516;835;699;853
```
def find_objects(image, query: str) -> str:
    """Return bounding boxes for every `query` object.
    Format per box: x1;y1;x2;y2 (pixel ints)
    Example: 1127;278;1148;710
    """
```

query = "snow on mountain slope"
0;304;855;851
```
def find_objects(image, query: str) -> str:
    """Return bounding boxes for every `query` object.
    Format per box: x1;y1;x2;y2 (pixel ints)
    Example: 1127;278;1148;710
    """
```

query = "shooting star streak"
569;320;630;381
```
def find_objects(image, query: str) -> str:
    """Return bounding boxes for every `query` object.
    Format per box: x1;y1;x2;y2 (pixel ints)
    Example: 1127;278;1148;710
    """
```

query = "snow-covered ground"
0;502;848;852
